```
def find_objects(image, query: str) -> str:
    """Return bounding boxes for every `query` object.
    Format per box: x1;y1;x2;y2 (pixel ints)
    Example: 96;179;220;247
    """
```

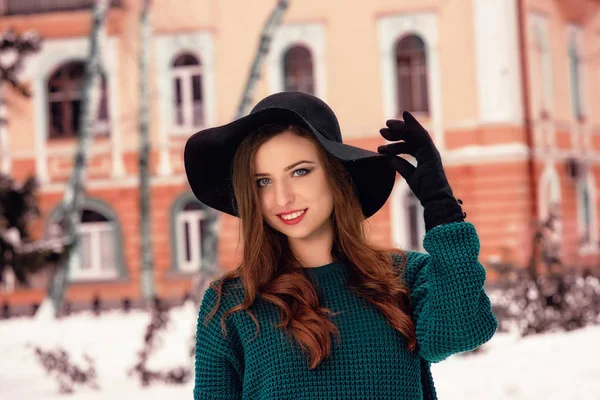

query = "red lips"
277;208;307;225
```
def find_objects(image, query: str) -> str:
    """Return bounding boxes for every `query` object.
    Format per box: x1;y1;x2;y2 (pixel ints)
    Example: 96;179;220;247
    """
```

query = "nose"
274;179;295;208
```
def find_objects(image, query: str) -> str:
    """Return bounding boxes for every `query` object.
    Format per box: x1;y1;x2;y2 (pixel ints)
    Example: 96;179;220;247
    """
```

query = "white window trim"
538;163;562;223
176;209;206;273
390;180;425;252
566;24;585;120
577;170;598;255
172;61;204;133
267;23;327;100
71;221;118;281
154;31;215;176
24;35;123;183
377;13;444;150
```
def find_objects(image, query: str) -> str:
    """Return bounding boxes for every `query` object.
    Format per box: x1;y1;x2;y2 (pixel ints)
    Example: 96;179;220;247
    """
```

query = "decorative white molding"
472;0;524;125
154;31;216;176
26;35;121;183
38;174;189;193
266;23;327;100
443;143;530;165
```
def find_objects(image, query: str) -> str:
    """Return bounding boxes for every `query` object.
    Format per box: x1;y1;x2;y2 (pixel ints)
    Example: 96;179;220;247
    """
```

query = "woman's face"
254;130;335;242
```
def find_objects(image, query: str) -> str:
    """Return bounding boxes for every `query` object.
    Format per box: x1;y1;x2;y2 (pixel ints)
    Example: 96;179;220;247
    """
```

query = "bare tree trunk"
234;0;290;119
41;0;110;318
139;0;155;302
0;84;10;175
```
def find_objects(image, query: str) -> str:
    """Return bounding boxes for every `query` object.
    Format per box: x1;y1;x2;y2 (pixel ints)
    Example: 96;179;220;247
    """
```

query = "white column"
472;0;523;125
105;36;125;177
33;78;48;183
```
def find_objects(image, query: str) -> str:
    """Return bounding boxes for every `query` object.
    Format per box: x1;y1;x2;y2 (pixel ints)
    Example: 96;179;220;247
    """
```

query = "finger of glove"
379;126;405;142
377;142;415;156
389;155;416;182
402;111;434;142
402;111;422;128
385;119;407;132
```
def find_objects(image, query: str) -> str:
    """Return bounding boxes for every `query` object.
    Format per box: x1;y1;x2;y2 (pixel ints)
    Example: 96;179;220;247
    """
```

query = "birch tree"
234;0;289;119
139;0;155;302
40;0;110;318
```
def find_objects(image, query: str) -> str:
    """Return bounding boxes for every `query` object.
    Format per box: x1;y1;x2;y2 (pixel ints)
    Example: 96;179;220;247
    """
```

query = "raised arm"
396;221;498;363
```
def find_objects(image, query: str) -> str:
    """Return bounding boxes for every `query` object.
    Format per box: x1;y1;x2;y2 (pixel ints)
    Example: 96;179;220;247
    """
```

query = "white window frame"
377;13;443;148
154;31;215;176
566;25;585;121
391;181;426;252
538;164;561;223
71;221;118;281
267;23;327;100
171;58;204;133
176;209;206;273
577;171;598;254
25;36;122;183
154;32;215;134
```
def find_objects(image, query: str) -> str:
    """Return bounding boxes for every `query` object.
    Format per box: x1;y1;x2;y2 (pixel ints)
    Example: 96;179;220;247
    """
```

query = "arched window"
577;171;597;248
533;25;553;115
77;209;117;280
283;45;314;94
47;61;109;139
172;53;204;129
568;34;583;119
396;35;429;115
46;200;125;281
538;166;561;223
171;195;218;273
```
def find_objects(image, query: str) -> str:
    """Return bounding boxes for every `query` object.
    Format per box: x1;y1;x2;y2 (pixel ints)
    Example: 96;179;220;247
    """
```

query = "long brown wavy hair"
203;124;417;369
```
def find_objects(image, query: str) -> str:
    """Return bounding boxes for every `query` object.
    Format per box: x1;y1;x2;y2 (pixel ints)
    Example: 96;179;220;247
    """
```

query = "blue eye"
256;168;312;188
257;177;270;187
293;168;310;177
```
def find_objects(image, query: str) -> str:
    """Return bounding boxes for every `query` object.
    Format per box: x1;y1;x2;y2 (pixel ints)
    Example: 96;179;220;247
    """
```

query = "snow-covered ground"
1;303;599;400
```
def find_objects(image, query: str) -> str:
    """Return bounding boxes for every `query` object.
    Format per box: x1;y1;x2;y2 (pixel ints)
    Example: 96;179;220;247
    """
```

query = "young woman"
184;92;498;399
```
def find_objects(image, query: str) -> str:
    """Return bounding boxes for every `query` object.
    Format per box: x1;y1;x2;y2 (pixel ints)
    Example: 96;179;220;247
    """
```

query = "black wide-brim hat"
184;92;397;219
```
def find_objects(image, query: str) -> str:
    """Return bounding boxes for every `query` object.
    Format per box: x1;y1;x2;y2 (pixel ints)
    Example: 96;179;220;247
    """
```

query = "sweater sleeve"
194;285;244;400
398;221;498;363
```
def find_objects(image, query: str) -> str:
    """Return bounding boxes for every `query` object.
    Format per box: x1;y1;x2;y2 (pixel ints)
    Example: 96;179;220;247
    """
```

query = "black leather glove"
377;111;466;232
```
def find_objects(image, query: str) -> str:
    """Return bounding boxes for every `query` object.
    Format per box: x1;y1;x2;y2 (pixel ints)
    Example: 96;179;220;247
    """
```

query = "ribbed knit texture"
194;221;498;399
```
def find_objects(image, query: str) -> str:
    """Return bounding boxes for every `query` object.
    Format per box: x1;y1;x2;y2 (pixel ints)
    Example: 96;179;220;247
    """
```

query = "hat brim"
184;107;396;218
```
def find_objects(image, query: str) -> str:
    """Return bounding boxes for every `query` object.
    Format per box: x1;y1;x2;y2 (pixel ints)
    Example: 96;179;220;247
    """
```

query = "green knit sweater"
194;222;498;399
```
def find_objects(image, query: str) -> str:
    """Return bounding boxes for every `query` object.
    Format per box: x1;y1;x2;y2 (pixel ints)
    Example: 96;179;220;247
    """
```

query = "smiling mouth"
278;208;308;224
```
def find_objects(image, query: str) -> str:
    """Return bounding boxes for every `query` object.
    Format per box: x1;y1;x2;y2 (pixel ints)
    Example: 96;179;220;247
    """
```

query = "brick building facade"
1;0;599;312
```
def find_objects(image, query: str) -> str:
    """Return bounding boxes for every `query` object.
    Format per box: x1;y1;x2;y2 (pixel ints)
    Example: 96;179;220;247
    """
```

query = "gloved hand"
377;111;466;231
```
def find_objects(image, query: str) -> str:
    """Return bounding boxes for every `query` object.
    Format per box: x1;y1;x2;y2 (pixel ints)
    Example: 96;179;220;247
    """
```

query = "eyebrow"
254;160;316;177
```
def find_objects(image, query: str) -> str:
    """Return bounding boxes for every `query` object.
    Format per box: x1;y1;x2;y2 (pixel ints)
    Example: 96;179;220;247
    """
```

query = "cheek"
307;176;334;210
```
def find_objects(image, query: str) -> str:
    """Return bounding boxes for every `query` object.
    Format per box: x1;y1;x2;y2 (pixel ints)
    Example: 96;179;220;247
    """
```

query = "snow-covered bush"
487;207;600;336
